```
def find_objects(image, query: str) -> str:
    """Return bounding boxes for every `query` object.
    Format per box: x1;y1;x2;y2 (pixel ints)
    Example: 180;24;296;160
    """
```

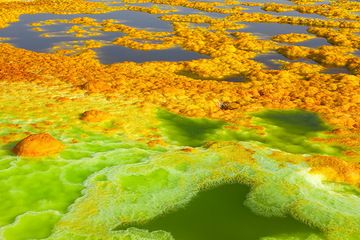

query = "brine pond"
0;0;354;72
117;183;320;240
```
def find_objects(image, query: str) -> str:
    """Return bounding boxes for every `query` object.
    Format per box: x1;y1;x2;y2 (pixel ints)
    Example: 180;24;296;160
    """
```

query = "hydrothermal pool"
0;0;359;239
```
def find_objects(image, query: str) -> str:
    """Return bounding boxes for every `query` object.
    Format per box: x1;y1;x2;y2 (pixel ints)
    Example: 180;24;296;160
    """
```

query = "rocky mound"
80;110;110;122
13;133;64;157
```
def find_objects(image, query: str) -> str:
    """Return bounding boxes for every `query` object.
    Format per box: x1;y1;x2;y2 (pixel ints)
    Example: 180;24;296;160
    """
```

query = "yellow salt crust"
0;43;359;135
127;5;176;14
281;61;325;74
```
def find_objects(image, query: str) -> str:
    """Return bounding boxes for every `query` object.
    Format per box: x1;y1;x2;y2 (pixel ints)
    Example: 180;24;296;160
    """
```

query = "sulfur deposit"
12;133;64;157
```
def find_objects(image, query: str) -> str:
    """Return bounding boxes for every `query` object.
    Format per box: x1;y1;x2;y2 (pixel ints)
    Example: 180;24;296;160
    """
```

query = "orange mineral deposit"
13;133;64;157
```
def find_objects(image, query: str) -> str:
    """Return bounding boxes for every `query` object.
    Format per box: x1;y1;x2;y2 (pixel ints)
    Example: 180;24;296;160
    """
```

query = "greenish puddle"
158;109;342;155
253;110;330;136
247;109;340;155
157;109;226;147
118;183;320;240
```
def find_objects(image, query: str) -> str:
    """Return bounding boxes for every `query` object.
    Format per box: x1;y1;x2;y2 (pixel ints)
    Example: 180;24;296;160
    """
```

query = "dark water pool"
0;1;344;70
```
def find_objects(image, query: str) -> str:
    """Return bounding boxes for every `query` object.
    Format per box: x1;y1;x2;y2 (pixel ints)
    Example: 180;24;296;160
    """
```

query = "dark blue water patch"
189;23;211;28
241;6;274;14
256;52;352;74
215;3;242;9
166;6;228;18
116;183;319;240
322;67;351;74
242;6;326;19
96;45;209;64
294;37;331;48
0;14;73;52
0;14;126;52
123;3;178;13
82;10;173;31
122;2;202;16
243;6;326;19
0;10;212;64
254;52;318;70
0;10;173;51
255;52;285;69
224;75;247;82
118;2;228;18
255;52;288;69
239;22;309;39
236;0;294;4
277;11;326;20
268;11;326;19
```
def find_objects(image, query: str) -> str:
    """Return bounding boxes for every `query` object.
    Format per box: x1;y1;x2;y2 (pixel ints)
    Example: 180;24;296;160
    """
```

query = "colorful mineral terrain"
0;0;359;239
